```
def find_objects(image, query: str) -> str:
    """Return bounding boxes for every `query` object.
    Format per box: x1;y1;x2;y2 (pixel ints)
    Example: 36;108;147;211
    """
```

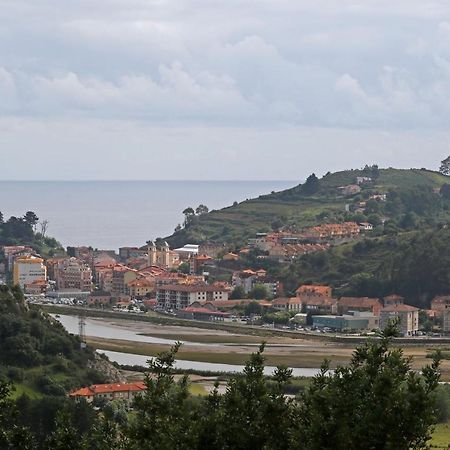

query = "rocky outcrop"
87;353;125;383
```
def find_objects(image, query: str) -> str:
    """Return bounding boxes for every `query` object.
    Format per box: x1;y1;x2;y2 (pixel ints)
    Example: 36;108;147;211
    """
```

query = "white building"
379;304;419;336
156;283;229;310
13;256;47;289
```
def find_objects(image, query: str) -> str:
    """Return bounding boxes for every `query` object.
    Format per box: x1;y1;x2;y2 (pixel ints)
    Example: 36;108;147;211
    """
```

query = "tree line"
1;328;444;450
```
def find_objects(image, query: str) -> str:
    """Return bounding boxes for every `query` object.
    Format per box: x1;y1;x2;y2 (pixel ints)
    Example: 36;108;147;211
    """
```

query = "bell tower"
147;240;157;266
162;241;170;268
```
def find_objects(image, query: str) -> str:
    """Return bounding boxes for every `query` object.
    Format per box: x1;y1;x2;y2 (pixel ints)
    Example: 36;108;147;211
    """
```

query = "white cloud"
1;0;450;178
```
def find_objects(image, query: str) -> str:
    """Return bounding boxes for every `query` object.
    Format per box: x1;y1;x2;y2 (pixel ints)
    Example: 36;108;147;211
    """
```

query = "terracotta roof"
70;382;146;397
339;297;381;307
195;254;213;261
272;297;301;305
296;285;331;295
381;304;419;313
299;296;337;307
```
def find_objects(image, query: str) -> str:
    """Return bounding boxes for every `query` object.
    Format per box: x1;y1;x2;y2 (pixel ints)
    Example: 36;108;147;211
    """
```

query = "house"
303;222;360;240
69;382;146;403
52;257;92;293
127;278;155;298
299;296;338;314
13;255;47;290
430;296;450;317
156;283;230;310
232;269;281;298
24;279;47;295
222;252;239;261
338;297;382;316
111;265;138;297
296;285;332;298
190;254;214;273
87;292;113;307
272;297;302;312
356;176;372;185
379;304;419;336
337;185;361;196
359;222;373;231
444;310;450;334
177;306;230;322
383;294;404;307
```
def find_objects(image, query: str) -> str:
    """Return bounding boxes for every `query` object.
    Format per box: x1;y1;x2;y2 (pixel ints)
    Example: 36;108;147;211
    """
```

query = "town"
3;217;449;339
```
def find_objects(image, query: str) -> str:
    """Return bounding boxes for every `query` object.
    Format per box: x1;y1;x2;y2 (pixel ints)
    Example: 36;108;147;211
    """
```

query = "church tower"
162;241;170;268
147;240;157;266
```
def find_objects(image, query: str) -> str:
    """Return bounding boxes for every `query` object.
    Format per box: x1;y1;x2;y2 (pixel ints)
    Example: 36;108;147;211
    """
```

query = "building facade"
379;304;419;336
156;284;230;310
13;255;47;289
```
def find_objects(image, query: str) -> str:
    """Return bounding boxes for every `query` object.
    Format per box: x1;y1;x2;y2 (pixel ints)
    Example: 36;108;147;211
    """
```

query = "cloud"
2;1;450;179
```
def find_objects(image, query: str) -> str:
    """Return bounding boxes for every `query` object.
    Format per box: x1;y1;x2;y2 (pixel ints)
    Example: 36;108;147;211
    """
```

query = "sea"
0;180;296;250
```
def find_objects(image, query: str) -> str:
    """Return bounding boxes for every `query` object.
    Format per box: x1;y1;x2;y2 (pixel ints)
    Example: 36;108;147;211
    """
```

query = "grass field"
430;420;450;448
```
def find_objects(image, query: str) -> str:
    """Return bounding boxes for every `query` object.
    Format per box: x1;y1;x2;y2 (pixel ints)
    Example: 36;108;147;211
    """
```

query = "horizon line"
0;179;299;183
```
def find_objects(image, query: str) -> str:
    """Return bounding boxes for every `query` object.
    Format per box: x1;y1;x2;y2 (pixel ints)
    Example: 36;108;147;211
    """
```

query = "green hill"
166;167;450;247
0;285;107;398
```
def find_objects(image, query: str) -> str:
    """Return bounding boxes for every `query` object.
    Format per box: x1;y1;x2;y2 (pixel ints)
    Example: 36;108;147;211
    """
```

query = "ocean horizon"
0;180;297;249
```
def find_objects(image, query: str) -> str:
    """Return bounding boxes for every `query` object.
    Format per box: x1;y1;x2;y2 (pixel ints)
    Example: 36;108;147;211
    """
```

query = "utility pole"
78;311;87;349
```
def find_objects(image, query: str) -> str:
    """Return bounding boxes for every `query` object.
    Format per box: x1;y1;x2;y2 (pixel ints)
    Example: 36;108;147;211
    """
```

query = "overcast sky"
1;0;450;180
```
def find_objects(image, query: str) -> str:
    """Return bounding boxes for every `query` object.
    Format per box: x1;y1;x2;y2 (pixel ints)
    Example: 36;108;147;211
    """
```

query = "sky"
1;0;450;180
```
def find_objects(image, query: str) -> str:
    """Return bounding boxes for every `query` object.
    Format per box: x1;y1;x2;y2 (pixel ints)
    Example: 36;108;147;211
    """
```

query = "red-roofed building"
272;297;302;312
177;306;230;321
430;296;450;317
296;285;332;298
383;294;404;307
299;296;338;314
69;382;146;403
338;297;382;316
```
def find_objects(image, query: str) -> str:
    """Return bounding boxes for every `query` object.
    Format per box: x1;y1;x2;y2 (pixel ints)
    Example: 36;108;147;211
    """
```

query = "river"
54;314;324;377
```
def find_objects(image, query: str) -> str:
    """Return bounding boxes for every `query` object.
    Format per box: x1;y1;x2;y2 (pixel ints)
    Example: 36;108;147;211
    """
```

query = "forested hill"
0;285;107;397
166;167;450;247
0;211;64;258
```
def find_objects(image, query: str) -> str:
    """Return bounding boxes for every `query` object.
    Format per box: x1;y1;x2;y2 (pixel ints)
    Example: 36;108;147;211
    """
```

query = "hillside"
262;228;450;307
166;167;450;247
0;285;110;398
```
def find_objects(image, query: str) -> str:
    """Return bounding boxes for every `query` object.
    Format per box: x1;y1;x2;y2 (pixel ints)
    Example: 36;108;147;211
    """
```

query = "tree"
248;284;269;300
244;301;263;316
292;324;441;450
127;342;199;450
23;211;39;228
40;219;49;237
440;184;450;200
45;410;82;450
301;173;321;195
0;382;36;450
439;155;450;176
195;204;209;215
198;344;293;450
182;207;195;227
0;211;3;224
230;286;246;299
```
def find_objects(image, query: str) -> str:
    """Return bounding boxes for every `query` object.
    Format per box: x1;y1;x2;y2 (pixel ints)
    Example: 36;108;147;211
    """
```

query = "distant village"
2;174;450;338
3;227;449;338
